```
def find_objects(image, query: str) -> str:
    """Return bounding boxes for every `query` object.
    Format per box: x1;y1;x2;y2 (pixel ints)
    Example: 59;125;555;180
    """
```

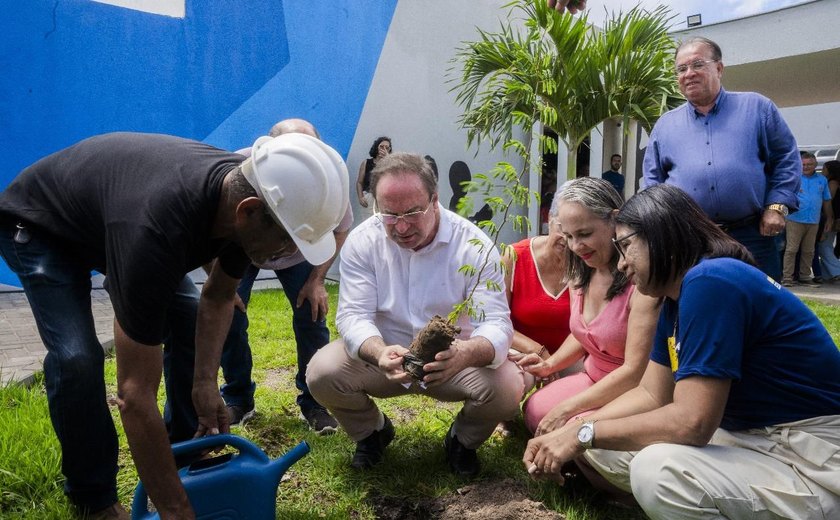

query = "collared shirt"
788;173;830;225
643;89;801;223
337;204;512;368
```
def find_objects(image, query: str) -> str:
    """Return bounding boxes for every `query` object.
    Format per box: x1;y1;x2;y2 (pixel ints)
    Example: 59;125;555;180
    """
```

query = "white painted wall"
92;0;184;18
349;0;528;245
781;102;840;146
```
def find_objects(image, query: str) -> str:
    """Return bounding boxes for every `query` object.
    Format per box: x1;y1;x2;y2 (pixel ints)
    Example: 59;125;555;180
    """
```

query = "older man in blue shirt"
643;37;800;281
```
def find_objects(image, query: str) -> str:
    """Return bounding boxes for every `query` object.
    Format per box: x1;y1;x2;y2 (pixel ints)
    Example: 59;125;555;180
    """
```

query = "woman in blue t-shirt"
523;184;840;520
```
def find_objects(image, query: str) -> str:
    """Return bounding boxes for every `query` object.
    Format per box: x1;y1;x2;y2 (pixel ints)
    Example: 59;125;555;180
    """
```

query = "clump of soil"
403;315;460;380
372;479;563;520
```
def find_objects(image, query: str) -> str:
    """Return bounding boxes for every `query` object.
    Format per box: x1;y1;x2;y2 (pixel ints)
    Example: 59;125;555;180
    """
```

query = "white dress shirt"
337;205;512;368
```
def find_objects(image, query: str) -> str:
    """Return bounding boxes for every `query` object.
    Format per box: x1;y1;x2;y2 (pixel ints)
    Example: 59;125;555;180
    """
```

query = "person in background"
643;37;800;281
601;154;624;198
781;151;832;287
356;136;392;216
523;183;840;520
218;119;352;434
548;0;587;14
817;160;840;281
503;184;574;365
517;178;660;436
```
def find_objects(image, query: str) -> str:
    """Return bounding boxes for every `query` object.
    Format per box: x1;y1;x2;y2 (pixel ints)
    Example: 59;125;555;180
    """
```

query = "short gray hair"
370;152;438;200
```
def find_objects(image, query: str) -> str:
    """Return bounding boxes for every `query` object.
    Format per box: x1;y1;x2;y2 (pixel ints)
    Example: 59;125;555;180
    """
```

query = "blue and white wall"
1;0;525;288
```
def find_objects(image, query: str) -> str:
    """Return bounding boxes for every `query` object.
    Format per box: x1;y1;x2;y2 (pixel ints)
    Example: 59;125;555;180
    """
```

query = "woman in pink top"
519;178;660;435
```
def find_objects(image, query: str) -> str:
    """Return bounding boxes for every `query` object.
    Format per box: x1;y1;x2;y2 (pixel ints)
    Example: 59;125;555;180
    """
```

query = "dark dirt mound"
372;479;563;520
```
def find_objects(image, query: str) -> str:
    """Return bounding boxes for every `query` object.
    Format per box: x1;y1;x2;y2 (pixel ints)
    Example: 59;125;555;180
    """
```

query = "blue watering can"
131;434;310;519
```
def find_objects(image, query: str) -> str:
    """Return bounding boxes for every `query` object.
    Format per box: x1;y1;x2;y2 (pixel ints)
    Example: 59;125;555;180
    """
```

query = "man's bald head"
269;118;320;139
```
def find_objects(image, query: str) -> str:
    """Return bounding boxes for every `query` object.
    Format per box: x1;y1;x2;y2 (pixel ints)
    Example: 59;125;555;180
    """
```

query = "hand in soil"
377;345;413;384
419;344;471;386
523;425;584;484
404;315;459;380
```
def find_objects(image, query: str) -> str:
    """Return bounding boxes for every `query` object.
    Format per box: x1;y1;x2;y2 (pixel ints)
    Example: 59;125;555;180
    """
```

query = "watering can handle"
169;433;266;460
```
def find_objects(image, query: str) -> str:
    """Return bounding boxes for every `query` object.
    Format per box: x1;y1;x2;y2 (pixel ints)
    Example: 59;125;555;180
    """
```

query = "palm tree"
453;0;682;179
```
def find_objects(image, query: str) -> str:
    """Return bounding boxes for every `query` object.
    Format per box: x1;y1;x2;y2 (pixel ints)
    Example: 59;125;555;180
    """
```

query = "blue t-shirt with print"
788;173;830;224
651;257;840;430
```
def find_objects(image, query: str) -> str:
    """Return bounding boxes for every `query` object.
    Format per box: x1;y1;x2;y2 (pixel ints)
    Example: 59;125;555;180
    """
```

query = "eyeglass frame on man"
675;59;718;76
373;197;435;225
611;230;639;260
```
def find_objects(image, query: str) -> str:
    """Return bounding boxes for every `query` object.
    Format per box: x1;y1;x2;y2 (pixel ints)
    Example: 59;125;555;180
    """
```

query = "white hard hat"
240;133;349;265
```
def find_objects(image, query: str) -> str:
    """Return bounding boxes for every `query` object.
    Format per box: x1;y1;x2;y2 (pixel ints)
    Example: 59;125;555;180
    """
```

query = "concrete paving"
2;278;840;386
0;275;283;387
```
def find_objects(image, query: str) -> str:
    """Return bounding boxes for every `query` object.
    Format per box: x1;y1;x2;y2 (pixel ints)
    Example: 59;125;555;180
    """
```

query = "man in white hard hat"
218;118;351;434
0;131;348;519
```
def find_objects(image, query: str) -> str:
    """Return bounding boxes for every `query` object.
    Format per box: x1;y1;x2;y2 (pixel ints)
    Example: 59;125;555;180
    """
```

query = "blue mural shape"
0;0;398;287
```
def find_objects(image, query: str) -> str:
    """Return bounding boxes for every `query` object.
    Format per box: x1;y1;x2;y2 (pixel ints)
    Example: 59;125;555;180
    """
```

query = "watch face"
577;425;593;444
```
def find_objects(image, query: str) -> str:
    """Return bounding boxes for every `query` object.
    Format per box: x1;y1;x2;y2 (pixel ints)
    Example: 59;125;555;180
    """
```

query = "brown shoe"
85;503;130;520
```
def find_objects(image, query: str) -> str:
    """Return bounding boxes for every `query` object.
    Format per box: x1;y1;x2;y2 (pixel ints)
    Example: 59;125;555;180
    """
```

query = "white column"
590;122;605;177
529;123;542;237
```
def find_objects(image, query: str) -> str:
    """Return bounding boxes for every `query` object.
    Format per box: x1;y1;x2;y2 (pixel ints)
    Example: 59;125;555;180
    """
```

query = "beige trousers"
307;339;532;448
584;416;840;519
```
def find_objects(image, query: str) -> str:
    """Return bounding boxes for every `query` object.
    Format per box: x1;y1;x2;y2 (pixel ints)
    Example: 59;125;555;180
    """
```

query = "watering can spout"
268;441;310;483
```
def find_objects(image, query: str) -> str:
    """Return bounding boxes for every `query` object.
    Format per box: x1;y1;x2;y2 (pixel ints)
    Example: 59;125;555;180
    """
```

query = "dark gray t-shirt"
0;132;250;345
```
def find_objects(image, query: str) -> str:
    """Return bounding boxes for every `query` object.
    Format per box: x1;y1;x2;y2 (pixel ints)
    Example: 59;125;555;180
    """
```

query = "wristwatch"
766;204;789;217
577;421;595;450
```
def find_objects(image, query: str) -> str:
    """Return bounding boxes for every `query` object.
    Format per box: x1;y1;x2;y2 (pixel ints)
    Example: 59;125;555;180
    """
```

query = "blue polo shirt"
788;173;830;225
651;257;840;431
643;89;801;223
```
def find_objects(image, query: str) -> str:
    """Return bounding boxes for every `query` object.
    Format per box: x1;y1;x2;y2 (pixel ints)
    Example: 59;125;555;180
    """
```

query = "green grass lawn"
2;290;839;519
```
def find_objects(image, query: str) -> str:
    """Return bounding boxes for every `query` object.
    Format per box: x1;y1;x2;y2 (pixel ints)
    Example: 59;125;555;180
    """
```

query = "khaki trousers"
584;416;840;519
783;220;819;282
307;339;532;448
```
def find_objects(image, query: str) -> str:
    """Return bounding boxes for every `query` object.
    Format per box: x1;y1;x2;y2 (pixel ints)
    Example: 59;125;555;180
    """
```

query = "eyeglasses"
374;199;434;225
611;230;639;260
675;59;718;76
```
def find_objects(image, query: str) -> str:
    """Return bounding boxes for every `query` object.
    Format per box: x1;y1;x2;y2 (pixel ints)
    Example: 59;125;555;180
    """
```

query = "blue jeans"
729;224;781;281
0;221;118;512
220;262;330;414
817;231;840;279
161;277;203;444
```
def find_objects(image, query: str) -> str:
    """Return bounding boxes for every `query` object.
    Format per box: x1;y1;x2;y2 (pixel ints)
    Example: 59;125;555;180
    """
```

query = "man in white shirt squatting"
307;152;531;477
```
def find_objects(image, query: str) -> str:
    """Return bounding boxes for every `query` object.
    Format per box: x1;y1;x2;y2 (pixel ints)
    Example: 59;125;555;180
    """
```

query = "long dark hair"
616;184;754;291
368;136;391;159
823;160;840;183
556;177;628;300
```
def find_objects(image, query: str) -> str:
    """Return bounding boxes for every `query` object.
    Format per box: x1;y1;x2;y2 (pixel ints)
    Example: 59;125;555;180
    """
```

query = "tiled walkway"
1;280;838;386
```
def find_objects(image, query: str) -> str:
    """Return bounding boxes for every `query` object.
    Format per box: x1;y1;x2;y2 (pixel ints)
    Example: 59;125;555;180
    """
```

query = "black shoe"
443;425;480;477
226;403;255;426
300;407;339;435
350;415;394;470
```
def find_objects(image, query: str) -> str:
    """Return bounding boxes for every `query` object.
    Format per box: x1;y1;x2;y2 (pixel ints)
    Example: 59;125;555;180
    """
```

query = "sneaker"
300;407;339;435
226;403;255;426
798;279;821;288
813;277;825;284
85;503;130;520
443;425;480;478
781;279;794;287
350;414;395;470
